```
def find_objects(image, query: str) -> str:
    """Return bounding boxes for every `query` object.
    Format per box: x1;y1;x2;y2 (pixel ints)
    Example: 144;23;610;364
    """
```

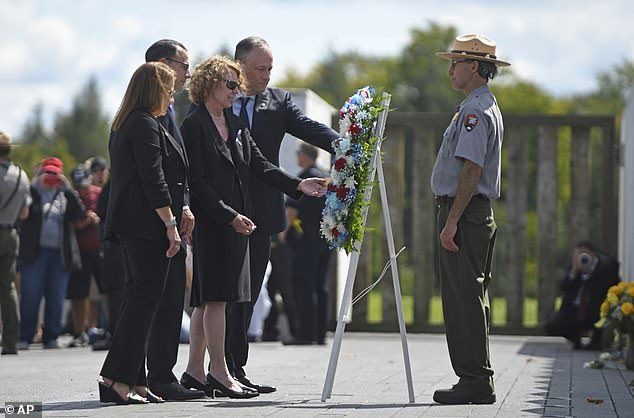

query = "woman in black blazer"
98;62;184;404
178;56;324;398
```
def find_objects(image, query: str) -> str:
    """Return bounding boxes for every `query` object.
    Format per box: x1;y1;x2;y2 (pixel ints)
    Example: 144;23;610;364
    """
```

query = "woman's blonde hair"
188;55;243;105
111;62;175;131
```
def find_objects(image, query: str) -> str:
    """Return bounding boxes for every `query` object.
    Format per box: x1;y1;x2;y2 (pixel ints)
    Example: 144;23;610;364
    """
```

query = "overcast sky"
1;0;633;136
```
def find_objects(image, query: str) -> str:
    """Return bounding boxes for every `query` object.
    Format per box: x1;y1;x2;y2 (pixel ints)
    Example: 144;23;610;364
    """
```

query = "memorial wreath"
320;86;384;254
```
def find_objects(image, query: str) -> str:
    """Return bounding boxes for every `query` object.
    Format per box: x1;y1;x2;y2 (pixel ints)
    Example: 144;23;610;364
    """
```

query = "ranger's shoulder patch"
463;114;478;132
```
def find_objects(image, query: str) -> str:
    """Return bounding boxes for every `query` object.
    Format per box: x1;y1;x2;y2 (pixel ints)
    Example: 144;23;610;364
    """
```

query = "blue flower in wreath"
338;137;351;152
350;143;364;160
346;188;358;203
350;94;365;106
326;193;342;209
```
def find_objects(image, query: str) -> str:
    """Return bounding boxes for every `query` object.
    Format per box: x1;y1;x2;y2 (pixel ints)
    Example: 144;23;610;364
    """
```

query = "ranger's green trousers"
437;196;496;390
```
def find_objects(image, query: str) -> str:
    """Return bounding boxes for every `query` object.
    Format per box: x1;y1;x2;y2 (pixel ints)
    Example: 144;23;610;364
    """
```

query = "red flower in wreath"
332;227;340;238
327;183;337;192
349;123;362;135
334;157;347;171
336;187;350;200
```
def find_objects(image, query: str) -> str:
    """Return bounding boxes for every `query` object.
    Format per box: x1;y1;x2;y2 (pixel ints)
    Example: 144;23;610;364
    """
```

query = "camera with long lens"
578;253;592;266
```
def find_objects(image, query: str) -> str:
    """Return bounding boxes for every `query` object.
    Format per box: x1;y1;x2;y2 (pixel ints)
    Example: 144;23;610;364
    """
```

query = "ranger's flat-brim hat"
436;34;511;67
0;131;21;148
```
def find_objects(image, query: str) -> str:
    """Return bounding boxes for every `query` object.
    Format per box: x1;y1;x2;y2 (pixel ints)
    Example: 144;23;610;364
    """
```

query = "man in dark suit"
225;36;340;393
545;241;620;350
143;40;204;401
284;144;332;346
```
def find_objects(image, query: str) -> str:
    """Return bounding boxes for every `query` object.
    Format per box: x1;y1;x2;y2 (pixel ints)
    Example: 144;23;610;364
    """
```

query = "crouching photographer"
545;241;620;350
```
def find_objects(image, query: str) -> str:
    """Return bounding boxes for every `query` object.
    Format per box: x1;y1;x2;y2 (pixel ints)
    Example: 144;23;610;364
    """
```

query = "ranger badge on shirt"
463;114;479;132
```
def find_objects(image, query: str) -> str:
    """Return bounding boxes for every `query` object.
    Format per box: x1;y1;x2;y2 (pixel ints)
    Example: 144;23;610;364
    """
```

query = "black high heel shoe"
181;372;215;398
206;373;259;399
135;387;165;403
98;381;148;405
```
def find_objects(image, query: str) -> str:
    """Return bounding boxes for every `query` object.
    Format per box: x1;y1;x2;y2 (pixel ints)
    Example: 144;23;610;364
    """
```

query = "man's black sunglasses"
165;57;189;72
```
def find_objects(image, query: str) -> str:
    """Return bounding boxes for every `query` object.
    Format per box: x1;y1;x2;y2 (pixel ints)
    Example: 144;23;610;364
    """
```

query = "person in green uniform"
430;34;510;405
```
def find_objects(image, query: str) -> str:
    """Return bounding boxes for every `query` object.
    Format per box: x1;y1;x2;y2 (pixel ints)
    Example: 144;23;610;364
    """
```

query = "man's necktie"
168;105;188;163
167;105;176;133
239;97;251;128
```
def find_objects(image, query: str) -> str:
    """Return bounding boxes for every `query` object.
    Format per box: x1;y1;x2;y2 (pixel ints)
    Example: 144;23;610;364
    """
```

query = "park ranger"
0;131;31;355
430;34;510;405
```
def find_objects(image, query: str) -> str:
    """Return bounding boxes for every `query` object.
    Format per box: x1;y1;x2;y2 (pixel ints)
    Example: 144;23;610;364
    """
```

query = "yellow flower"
609;284;624;297
627;283;634;297
607;292;619;305
620;302;634;316
600;301;610;315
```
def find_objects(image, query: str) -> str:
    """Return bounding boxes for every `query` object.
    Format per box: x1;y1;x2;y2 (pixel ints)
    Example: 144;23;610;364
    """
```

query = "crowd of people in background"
0;138;113;354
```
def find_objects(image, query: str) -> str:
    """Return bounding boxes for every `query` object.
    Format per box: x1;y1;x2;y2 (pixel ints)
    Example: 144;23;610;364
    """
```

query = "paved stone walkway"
1;333;632;417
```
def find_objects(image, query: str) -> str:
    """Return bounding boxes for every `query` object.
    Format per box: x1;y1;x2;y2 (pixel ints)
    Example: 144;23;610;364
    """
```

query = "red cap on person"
41;157;64;174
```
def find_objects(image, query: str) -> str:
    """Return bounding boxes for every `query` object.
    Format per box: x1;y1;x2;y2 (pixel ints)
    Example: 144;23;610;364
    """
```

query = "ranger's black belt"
434;194;489;206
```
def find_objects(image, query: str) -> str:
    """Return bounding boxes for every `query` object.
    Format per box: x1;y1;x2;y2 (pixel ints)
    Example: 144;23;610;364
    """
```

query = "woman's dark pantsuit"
100;236;170;387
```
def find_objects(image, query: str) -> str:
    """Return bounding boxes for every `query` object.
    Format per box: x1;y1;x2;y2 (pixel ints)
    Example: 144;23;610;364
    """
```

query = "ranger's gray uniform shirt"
431;85;503;199
0;160;31;226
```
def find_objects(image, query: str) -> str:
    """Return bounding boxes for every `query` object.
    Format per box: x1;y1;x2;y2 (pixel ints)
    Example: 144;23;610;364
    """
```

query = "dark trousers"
147;248;186;384
0;228;20;351
100;237;170;387
100;241;125;336
437;197;496;389
544;308;602;346
290;236;331;342
226;228;271;378
263;240;300;339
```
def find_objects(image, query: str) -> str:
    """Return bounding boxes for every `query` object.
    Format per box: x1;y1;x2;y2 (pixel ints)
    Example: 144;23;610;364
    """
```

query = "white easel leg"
375;150;416;403
321;249;361;401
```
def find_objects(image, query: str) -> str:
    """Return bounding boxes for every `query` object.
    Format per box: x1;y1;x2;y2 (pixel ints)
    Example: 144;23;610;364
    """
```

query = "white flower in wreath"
331;168;347;185
335;224;347;234
357;87;373;103
339;115;351;135
323;214;336;227
344;154;356;168
344;177;356;189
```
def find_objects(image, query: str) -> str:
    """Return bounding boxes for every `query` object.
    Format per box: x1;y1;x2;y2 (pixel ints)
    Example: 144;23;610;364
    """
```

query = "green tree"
278;22;460;112
571;60;634;115
11;137;77;177
281;50;395;108
495;80;554;113
19;102;50;144
14;102;76;175
54;76;110;162
390;22;460;111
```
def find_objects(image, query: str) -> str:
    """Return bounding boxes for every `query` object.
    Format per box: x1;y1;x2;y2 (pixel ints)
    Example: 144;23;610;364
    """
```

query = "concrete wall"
278;88;337;175
278;88;352;320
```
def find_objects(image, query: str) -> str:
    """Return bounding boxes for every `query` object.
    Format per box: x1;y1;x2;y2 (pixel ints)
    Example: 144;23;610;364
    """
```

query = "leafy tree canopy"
54;76;110;162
